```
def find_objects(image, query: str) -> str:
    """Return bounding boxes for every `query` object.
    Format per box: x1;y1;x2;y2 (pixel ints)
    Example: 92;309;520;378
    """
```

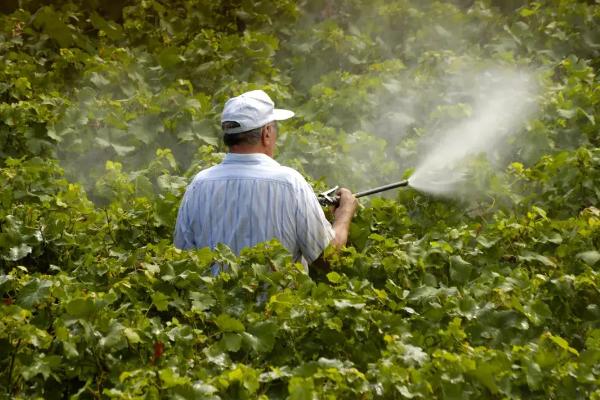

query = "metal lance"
354;179;409;198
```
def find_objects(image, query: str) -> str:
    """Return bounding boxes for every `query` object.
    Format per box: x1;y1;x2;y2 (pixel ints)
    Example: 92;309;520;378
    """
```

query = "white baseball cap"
221;90;295;134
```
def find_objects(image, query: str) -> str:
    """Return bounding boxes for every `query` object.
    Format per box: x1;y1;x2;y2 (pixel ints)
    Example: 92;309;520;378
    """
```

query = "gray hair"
221;121;262;146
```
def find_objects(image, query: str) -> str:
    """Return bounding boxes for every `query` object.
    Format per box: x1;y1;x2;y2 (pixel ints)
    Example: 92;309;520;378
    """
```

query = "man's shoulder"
268;165;317;192
273;165;306;181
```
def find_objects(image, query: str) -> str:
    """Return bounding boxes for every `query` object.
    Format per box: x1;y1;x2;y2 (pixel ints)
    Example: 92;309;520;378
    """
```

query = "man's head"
221;90;294;156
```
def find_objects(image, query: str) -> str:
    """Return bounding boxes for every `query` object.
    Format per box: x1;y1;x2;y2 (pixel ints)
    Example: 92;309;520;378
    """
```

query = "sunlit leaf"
215;314;245;333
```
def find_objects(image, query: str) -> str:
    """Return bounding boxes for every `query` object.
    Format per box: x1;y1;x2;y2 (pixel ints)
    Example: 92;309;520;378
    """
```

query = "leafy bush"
1;0;599;398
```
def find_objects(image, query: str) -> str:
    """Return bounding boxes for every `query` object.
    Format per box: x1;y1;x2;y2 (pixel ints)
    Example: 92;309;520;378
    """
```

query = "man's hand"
334;187;358;218
331;187;357;249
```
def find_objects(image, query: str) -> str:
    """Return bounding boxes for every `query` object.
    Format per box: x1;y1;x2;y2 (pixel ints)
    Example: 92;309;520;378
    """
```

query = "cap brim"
273;109;295;121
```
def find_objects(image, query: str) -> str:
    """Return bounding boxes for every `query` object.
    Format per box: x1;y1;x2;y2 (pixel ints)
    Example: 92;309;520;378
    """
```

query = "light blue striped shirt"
174;153;335;266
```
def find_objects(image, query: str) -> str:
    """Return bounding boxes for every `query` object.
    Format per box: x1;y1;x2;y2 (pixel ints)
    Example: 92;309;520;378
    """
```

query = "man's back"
174;153;334;265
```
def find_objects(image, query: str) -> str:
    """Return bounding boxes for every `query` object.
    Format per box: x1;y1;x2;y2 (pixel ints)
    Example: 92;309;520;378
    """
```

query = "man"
174;89;357;269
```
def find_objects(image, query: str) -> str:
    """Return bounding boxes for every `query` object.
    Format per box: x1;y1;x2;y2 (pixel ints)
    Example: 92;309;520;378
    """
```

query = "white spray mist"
408;69;538;197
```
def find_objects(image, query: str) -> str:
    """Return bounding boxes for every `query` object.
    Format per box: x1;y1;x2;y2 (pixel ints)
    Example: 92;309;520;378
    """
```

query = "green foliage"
1;0;600;399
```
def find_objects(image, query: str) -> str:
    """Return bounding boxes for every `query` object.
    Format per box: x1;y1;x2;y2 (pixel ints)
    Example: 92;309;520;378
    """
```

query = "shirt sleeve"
294;178;335;264
173;189;195;250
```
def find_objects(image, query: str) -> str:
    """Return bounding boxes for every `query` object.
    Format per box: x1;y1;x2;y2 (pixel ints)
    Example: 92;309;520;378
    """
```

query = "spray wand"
318;179;410;206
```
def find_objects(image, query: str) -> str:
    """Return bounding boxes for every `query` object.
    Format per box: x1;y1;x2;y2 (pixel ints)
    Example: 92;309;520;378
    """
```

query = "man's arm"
309;188;357;271
330;188;358;249
292;176;358;264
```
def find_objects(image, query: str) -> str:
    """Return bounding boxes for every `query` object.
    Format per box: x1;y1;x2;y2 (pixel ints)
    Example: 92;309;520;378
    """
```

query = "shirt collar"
222;153;281;167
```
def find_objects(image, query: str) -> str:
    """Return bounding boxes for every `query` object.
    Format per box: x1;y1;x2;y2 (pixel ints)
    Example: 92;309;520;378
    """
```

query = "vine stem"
8;338;22;395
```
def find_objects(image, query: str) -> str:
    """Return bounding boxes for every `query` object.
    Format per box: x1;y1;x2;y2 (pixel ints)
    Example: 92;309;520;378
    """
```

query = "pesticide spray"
319;69;538;205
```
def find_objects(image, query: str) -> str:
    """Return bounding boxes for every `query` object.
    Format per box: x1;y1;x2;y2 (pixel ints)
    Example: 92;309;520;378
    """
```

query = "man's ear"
261;125;272;146
260;125;267;146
